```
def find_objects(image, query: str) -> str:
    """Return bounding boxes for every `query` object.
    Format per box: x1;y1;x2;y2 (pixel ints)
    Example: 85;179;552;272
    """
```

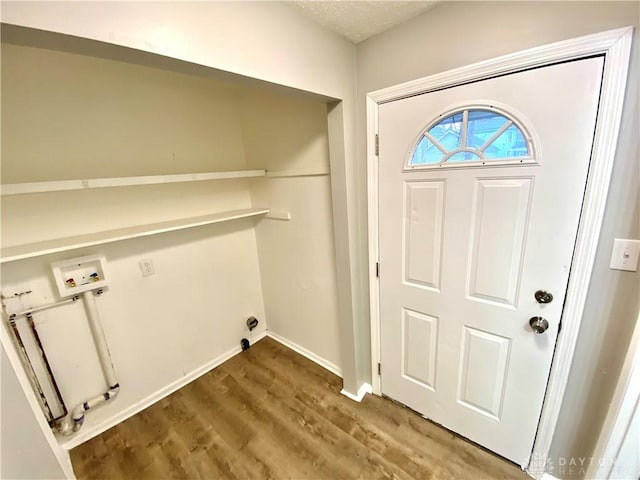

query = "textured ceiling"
290;1;440;44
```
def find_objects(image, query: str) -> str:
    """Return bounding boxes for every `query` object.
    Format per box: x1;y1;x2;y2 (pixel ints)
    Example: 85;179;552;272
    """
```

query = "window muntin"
408;108;533;168
413;136;445;165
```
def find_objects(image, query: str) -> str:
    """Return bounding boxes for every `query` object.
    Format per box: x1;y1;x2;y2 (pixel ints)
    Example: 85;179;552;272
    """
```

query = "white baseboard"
266;331;343;378
60;330;268;450
341;382;373;402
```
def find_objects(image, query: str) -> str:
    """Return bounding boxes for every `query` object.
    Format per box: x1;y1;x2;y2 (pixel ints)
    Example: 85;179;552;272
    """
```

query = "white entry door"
378;57;604;465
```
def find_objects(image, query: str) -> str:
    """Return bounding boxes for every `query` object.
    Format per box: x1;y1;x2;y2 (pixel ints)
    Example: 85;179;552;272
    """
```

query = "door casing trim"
366;27;633;476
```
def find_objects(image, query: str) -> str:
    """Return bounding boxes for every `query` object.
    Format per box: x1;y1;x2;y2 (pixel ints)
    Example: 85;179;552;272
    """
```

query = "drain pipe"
61;289;119;434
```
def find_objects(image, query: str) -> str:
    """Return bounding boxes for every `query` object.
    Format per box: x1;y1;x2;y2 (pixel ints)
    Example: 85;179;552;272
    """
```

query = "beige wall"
240;89;341;369
1;43;248;183
0;35;342;463
1;345;67;479
0;42;269;451
240;90;330;175
356;2;639;478
1;42;254;245
0;1;365;397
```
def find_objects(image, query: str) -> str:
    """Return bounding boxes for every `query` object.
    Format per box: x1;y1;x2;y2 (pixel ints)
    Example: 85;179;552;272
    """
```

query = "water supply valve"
51;255;109;298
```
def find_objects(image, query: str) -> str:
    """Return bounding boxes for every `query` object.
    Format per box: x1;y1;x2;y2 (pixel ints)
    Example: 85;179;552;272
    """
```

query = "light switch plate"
610;239;640;272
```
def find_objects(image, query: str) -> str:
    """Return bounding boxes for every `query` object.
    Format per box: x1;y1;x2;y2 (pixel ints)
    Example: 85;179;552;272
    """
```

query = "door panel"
378;57;604;465
467;177;532;307
403;180;445;290
458;326;510;420
402;308;438;390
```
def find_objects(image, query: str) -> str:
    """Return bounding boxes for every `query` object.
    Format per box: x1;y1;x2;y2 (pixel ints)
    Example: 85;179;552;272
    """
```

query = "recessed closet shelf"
0;170;267;196
0;208;270;264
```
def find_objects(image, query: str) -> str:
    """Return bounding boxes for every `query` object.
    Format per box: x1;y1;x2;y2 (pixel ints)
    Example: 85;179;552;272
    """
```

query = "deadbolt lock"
534;290;554;304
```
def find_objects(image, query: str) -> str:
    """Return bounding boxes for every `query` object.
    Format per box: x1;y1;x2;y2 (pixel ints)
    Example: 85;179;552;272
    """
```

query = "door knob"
529;316;549;334
534;290;554;304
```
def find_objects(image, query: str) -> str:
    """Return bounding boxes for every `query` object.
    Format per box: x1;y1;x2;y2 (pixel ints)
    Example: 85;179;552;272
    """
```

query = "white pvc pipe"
69;385;119;432
81;292;117;387
61;290;120;434
11;295;79;318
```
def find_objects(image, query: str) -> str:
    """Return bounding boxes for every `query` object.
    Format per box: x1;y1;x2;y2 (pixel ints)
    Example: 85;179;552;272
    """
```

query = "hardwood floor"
71;337;529;479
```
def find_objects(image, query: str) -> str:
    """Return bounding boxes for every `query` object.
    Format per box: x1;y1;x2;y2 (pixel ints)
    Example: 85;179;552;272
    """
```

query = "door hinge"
376;262;380;278
378;362;382;375
375;134;379;156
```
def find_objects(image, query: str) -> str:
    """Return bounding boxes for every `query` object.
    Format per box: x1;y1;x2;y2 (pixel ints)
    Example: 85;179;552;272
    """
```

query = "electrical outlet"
139;259;155;277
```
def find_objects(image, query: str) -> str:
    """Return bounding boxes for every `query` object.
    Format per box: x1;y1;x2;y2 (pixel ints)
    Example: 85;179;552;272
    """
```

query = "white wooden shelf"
265;169;329;178
0;208;270;263
0;170;266;196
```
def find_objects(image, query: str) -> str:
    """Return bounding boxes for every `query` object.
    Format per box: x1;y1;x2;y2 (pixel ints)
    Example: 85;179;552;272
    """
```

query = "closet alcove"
1;24;342;448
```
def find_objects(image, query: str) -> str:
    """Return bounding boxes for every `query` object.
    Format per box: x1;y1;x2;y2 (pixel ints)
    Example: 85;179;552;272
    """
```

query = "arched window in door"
408;107;535;168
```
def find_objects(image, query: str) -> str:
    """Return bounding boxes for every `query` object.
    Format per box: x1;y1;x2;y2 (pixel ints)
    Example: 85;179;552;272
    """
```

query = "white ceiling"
290;1;440;44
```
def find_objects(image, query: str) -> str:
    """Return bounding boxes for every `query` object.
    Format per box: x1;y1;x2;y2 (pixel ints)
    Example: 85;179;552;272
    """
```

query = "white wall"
0;2;352;100
1;345;68;479
356;2;639;478
239;90;331;175
1;181;254;247
1;42;254;245
589;312;640;480
0;1;365;394
0;30;346;466
1;43;248;183
250;177;341;370
0;42;267;449
1;222;267;443
240;90;342;371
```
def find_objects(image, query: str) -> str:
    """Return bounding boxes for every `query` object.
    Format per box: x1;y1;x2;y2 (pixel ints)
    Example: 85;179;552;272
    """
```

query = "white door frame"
366;27;633;477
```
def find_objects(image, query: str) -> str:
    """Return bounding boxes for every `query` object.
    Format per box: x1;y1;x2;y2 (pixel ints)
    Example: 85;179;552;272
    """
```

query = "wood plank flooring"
71;337;529;479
